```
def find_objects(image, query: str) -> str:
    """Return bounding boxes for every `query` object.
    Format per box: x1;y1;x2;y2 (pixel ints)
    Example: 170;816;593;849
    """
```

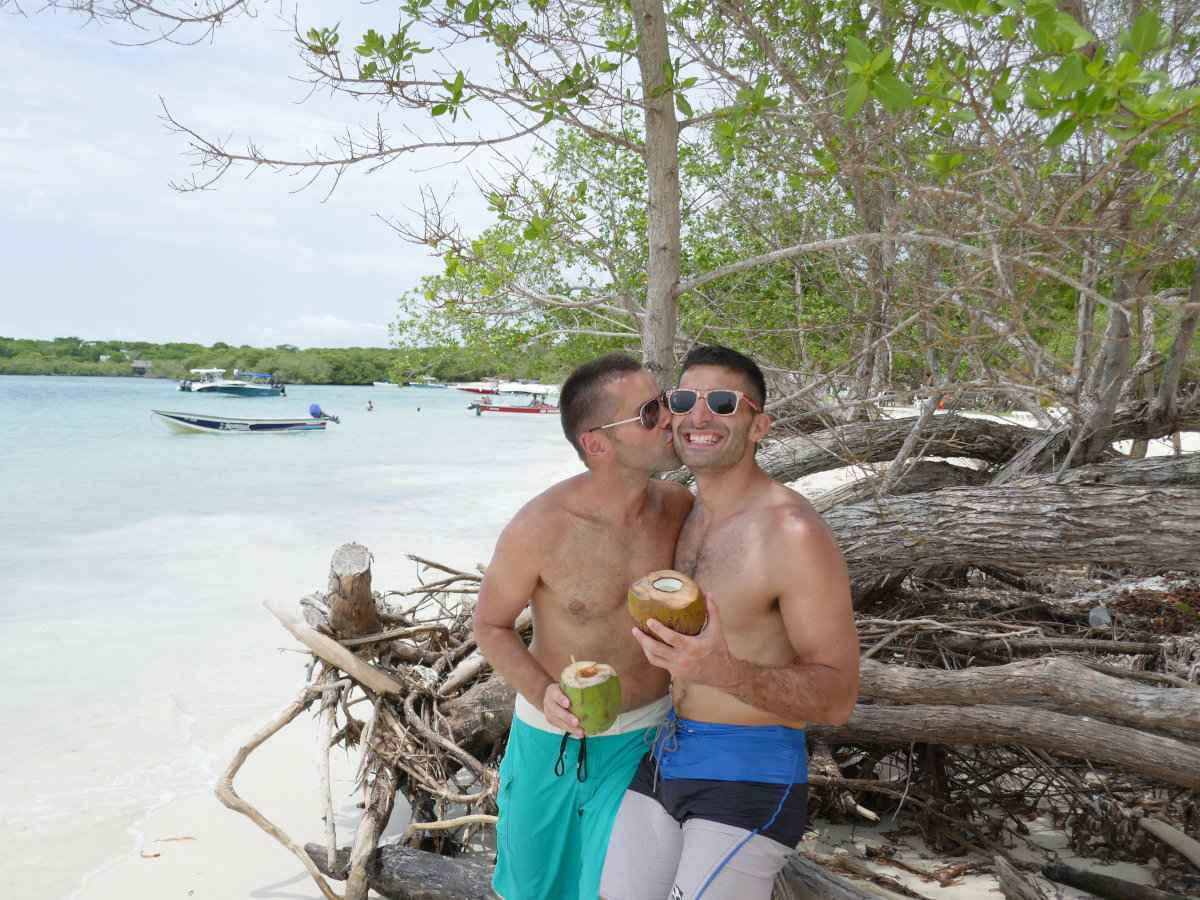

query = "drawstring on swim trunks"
554;732;589;783
646;715;679;794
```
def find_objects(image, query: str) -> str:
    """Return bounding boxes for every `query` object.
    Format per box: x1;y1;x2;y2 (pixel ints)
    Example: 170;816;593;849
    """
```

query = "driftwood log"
1041;861;1193;900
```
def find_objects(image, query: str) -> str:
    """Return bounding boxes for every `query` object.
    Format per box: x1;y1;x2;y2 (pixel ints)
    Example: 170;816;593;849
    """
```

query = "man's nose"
688;395;712;426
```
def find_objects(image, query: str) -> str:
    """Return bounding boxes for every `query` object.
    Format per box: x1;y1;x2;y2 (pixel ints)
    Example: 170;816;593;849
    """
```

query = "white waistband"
514;692;671;737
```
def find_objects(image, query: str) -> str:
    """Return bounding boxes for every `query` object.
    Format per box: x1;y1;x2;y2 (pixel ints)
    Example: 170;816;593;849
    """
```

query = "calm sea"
0;375;579;898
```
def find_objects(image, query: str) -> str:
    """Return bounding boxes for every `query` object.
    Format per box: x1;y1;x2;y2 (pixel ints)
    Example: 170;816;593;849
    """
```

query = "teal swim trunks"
493;693;670;900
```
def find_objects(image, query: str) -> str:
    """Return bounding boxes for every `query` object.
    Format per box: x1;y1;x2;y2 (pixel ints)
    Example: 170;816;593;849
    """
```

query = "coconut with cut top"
559;660;621;735
627;569;707;638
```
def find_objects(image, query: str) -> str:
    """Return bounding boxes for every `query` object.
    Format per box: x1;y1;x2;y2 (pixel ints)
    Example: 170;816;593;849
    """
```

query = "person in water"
475;353;692;900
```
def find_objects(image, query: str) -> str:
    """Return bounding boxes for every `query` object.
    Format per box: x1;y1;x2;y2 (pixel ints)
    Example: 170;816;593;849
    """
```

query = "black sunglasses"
666;388;762;417
588;392;667;432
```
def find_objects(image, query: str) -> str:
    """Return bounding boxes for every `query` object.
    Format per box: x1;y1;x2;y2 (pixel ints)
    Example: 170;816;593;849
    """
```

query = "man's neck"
692;459;766;521
580;467;654;523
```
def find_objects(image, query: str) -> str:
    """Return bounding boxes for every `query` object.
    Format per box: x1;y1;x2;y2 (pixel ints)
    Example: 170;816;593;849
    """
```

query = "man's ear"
749;412;772;445
578;430;607;461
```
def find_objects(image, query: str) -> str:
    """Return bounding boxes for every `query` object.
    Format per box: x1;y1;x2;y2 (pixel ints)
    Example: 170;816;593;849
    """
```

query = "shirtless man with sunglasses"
475;353;693;900
601;345;859;900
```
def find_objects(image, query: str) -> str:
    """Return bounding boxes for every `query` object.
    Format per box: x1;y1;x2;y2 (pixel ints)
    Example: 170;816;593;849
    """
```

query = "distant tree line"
0;335;597;385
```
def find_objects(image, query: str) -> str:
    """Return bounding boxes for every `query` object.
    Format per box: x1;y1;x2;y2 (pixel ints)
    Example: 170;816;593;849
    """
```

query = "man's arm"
473;507;585;737
635;512;859;725
729;513;859;723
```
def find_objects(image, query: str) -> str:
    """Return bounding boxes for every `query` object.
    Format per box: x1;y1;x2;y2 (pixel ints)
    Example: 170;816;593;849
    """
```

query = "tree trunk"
328;543;381;638
825;482;1200;584
631;0;681;380
859;658;1200;739
1042;861;1191;900
815;704;1200;789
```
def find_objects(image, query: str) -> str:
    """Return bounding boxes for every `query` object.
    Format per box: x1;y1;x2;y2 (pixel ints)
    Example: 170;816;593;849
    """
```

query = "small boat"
152;409;333;434
469;394;559;416
405;379;448;389
177;368;285;397
454;380;502;395
496;381;560;396
372;381;395;388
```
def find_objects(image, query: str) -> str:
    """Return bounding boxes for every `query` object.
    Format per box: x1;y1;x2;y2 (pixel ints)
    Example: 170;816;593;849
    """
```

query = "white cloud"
249;314;391;348
0;3;523;347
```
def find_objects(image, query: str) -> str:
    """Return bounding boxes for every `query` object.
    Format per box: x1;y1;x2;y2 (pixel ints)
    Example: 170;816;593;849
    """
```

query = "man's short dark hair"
680;345;767;408
559;352;644;457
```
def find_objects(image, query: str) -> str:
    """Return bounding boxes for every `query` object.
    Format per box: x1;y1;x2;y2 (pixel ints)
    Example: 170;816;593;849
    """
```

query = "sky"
0;2;511;348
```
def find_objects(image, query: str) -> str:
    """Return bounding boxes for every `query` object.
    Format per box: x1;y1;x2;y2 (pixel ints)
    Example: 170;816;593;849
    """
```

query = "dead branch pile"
217;536;1200;899
812;567;1200;897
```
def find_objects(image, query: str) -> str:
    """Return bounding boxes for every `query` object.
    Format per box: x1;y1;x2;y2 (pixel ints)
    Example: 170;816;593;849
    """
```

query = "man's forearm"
476;623;554;707
719;657;856;725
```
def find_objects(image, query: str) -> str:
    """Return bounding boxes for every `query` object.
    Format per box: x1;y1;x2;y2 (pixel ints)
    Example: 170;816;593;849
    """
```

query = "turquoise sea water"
0;375;580;899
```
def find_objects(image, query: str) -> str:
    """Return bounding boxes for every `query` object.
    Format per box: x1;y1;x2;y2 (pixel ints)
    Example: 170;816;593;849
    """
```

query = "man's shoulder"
759;484;833;546
506;473;590;533
649;477;694;513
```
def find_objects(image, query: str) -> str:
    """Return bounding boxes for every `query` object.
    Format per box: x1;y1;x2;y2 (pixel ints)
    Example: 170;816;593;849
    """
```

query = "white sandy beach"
38;396;1196;900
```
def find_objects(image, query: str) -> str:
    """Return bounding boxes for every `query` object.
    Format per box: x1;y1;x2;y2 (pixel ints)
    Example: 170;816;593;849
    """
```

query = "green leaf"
1045;116;1077;147
464;0;480;23
1055;12;1094;50
868;48;893;76
845;36;872;73
845;76;869;118
431;103;448;116
1126;10;1163;56
872;74;914;112
675;92;694;117
1050;55;1091;96
522;216;550;240
926;152;966;177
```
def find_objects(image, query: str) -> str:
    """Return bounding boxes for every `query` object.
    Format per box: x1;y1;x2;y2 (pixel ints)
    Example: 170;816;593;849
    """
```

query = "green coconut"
559;660;622;736
628;570;707;638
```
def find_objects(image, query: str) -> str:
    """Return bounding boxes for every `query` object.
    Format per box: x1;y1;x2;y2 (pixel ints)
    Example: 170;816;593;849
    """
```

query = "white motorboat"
177;368;285;397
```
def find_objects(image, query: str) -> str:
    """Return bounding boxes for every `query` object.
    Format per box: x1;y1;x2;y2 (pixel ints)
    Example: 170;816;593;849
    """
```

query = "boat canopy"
190;368;227;375
235;370;274;380
498;381;559;395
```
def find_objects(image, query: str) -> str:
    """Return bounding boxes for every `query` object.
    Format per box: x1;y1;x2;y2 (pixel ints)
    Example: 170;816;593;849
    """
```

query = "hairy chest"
538;517;681;623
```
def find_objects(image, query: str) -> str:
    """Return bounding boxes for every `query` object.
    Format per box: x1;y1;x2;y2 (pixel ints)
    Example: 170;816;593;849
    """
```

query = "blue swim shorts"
492;694;670;900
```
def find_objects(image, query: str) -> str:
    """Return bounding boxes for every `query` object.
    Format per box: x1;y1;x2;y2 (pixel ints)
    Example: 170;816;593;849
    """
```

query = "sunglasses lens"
708;391;739;415
668;390;697;414
639;396;662;429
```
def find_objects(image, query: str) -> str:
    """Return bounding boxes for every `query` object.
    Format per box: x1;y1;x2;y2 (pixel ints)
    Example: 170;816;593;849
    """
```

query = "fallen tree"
216;539;1200;900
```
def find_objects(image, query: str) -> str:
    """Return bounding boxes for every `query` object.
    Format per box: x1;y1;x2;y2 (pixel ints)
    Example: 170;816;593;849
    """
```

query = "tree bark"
815;704;1200;789
824;483;1200;584
345;765;399;900
811;461;988;513
994;855;1049;900
328;542;381;638
1042;861;1191;900
631;0;681;380
859;658;1200;739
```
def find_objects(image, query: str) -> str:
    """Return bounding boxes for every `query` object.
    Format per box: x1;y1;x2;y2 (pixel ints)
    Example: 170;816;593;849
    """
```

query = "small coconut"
627;570;707;638
559;660;621;736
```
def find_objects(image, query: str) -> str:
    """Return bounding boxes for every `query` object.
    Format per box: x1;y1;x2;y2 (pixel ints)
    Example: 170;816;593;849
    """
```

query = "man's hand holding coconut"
600;347;860;900
473;354;692;900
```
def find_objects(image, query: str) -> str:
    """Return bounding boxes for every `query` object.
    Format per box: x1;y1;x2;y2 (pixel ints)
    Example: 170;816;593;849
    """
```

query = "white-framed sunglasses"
666;388;762;417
